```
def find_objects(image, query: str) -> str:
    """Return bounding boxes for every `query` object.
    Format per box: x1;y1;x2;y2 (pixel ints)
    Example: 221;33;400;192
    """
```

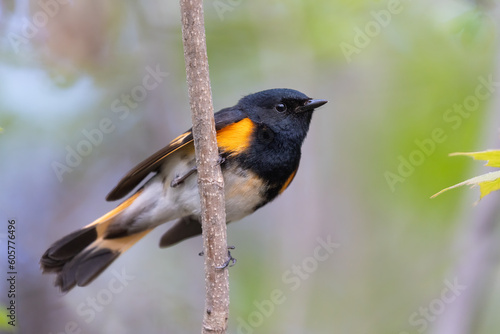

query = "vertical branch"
179;0;229;333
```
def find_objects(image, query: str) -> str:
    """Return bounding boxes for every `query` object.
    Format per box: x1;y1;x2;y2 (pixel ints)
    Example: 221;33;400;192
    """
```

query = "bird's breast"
222;164;268;221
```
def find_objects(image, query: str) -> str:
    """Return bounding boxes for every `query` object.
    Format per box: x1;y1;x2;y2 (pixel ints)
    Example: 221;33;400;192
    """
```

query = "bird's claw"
216;247;237;269
198;246;237;269
217;155;226;166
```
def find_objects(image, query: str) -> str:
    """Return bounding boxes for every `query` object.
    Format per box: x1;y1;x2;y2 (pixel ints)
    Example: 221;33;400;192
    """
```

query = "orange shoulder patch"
216;118;255;156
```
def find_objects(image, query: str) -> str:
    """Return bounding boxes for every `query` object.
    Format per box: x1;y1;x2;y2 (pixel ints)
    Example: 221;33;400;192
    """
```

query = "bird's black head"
232;89;327;196
238;88;327;143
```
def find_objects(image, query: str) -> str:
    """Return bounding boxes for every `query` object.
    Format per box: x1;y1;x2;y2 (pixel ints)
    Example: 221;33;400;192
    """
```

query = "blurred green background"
1;0;500;333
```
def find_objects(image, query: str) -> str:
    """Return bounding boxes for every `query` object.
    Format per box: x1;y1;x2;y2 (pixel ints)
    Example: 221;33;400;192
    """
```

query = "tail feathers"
41;225;151;292
54;247;120;292
40;226;98;272
41;224;112;291
41;191;150;292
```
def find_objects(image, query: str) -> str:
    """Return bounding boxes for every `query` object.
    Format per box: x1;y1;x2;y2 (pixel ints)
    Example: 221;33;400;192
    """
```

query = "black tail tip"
43;247;120;292
41;226;120;292
40;226;98;272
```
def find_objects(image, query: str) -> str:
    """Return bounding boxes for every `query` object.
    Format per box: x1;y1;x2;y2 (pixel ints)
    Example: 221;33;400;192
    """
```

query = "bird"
40;88;327;292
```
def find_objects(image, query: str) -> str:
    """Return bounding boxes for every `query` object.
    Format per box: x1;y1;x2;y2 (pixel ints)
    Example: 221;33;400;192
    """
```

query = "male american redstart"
41;88;327;292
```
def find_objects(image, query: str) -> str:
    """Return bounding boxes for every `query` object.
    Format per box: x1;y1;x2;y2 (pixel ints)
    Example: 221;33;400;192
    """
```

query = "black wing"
105;107;246;201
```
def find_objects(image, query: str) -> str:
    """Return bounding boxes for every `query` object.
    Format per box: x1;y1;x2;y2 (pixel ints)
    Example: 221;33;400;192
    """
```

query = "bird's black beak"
297;99;328;113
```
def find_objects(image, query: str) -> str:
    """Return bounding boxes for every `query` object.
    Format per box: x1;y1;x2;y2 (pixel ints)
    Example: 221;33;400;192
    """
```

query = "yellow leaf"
431;171;500;199
450;150;500;167
431;150;500;201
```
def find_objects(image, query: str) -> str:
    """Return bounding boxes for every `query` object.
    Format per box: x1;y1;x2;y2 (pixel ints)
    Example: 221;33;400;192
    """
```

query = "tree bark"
179;1;229;333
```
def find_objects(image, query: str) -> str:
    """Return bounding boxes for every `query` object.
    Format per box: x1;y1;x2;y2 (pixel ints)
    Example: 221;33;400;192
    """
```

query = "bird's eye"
274;103;287;113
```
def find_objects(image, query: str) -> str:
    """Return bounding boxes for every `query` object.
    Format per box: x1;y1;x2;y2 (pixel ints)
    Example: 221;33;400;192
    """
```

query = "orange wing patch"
216;118;255;156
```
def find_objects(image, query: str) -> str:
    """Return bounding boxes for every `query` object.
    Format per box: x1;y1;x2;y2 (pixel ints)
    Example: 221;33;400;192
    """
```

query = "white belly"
118;153;264;232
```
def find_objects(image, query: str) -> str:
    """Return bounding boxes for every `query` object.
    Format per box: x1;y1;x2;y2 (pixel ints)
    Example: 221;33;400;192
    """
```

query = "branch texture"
179;0;229;333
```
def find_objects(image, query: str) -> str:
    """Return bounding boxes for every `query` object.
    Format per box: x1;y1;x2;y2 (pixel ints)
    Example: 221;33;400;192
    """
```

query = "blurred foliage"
0;0;499;333
0;305;14;331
